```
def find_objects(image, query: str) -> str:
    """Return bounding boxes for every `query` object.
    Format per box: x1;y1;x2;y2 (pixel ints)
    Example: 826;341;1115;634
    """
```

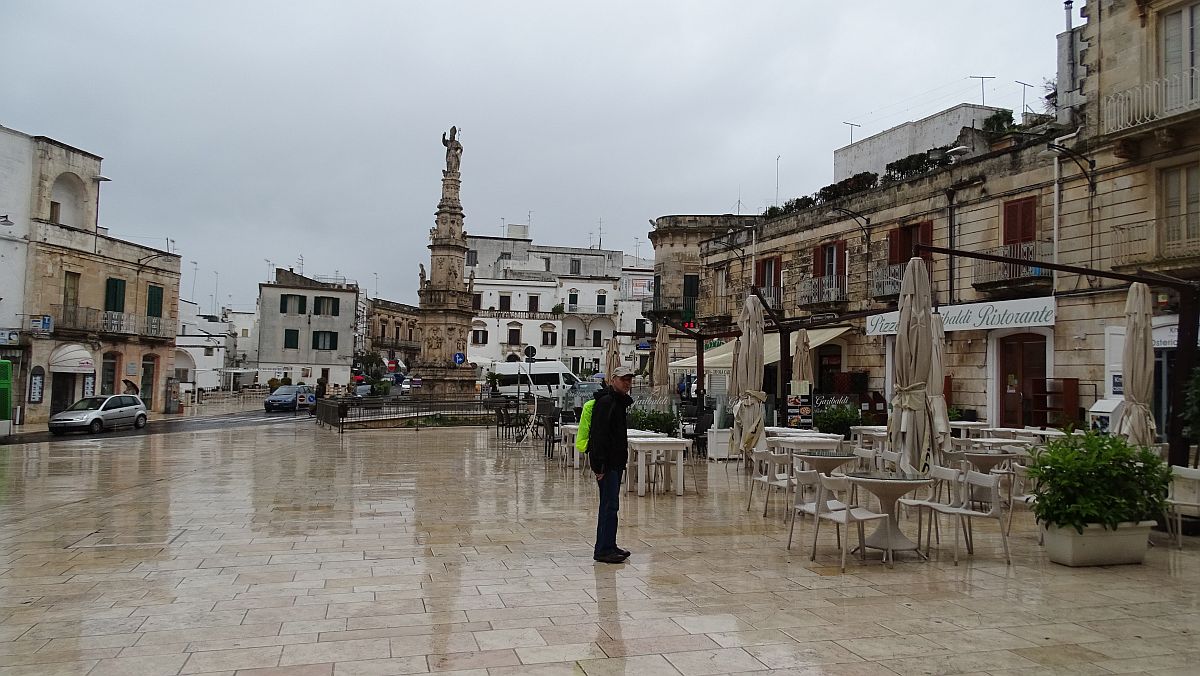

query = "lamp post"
1040;143;1096;192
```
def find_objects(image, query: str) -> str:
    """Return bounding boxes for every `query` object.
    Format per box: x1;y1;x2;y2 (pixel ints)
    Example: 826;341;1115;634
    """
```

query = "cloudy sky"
2;1;1067;310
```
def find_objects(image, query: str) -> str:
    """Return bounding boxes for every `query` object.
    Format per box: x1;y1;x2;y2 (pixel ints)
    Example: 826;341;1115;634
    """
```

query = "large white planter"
1042;521;1156;567
707;428;732;460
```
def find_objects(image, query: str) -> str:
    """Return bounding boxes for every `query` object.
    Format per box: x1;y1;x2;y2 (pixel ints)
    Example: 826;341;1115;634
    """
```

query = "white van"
492;361;581;400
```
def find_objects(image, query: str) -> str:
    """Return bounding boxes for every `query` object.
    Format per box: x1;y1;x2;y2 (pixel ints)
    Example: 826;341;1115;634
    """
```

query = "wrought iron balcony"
641;296;697;318
699;294;732;320
374;337;421;351
797;275;848;306
141;315;176;339
475;309;561;321
753;286;782;310
48;305;167;337
565;303;614;315
1103;66;1200;134
51;305;100;332
870;263;904;298
1112;217;1200;267
971;241;1053;287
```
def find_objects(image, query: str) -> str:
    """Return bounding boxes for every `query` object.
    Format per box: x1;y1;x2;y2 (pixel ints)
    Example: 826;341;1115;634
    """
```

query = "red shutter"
887;230;902;265
754;259;764;287
1002;201;1019;244
918;220;933;261
812;246;822;277
1021;199;1037;242
834;240;847;276
771;256;782;286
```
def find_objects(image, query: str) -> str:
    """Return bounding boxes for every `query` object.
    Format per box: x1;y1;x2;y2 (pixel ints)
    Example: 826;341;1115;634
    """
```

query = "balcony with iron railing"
753;286;782;310
699;294;733;321
641;296;697;318
374;337;422;351
48;305;175;338
565;303;615;315
475;309;561;321
870;263;904;298
1112;216;1200;268
971;240;1053;289
797;275;849;307
1103;67;1200;134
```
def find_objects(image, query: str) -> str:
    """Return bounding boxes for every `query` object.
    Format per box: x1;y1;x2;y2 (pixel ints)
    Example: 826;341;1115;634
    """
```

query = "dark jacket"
588;386;633;474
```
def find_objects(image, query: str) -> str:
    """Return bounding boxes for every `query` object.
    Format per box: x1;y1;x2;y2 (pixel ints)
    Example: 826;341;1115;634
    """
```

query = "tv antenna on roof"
969;75;995;105
843;122;861;144
1015;80;1035;113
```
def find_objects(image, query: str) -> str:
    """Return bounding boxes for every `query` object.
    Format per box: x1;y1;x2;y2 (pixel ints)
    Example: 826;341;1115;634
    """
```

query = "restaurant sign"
866;296;1056;336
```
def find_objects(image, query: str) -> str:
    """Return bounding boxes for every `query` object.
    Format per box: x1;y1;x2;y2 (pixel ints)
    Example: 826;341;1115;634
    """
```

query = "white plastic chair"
786;466;846;550
1009;463;1041;542
898;465;963;552
745;448;773;512
939;470;1011;566
810;474;889;572
1166;465;1200;550
852;445;877;472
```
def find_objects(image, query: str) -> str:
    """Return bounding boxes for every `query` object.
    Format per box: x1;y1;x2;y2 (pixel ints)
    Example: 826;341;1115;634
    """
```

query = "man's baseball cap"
610;366;636;379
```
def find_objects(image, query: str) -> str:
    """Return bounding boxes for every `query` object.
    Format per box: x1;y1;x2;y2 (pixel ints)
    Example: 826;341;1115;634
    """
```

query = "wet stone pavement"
1;423;1198;676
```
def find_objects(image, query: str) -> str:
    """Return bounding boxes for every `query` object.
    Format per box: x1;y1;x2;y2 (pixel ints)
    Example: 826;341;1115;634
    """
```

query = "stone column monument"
415;126;476;397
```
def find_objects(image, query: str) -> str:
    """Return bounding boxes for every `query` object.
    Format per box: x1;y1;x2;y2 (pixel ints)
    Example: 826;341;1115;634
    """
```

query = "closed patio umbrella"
603;336;622;384
652;325;672;400
927;313;951;462
887;257;933;475
732;295;767;456
1116;282;1156;446
793;328;814;392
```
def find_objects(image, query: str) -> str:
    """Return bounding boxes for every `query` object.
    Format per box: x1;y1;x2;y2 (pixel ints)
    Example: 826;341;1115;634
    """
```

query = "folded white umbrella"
733;295;767;455
1116;282;1157;446
927;313;951;461
887;257;933;475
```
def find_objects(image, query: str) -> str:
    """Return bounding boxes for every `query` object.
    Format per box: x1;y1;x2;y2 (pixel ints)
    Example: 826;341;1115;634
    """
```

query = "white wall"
176;299;229;390
833;104;1006;180
0;127;33;333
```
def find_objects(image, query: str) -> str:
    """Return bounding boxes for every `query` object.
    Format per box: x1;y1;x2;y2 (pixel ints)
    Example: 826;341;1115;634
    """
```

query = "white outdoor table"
627;437;690;496
789;448;859;475
970;437;1032;452
847;471;935;555
862;430;889;451
948;421;991;438
560;424;579;462
963;451;1019;474
764;426;843;437
572;428;663;469
850;425;888;446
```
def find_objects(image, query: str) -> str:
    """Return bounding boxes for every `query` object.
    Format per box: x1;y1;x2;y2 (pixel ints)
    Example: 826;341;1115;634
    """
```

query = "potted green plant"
1027;431;1171;566
812;404;861;439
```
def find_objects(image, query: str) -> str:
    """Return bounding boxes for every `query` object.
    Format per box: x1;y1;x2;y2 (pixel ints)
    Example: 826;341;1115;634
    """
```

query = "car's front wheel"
134;414;147;429
88;419;103;434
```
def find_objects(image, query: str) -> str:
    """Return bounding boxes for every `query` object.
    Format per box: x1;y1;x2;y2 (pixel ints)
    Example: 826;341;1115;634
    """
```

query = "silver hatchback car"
49;394;148;435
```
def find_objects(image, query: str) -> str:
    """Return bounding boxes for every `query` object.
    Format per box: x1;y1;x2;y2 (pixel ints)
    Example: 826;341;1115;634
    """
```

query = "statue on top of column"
442;126;463;174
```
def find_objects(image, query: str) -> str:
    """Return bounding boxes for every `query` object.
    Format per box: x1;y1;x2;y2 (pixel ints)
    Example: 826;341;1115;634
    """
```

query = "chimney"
1064;1;1072;31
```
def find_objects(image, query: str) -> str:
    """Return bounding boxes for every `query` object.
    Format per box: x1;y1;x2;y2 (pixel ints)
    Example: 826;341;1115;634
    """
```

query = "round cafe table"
963;452;1018;474
948;421;991;438
846;470;934;555
791;448;858;475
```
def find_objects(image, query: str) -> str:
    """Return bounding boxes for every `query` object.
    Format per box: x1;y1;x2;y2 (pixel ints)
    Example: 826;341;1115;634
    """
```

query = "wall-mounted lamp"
0;215;12;227
1038;143;1096;192
93;175;111;183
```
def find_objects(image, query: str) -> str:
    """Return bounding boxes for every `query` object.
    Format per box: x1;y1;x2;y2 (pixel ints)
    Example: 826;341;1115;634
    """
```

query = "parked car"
264;385;314;411
49;395;148;435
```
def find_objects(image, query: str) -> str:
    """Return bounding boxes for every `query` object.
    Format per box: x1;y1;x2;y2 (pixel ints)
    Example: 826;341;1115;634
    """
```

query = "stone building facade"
365;297;421;370
652;1;1199;436
1;126;182;423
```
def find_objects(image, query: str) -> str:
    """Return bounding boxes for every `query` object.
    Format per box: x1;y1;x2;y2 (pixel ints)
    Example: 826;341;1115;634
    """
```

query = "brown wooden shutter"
812;246;822;276
771;256;782;286
918;220;933;261
1003;201;1021;244
834;240;847;275
887;230;902;264
1021;199;1037;242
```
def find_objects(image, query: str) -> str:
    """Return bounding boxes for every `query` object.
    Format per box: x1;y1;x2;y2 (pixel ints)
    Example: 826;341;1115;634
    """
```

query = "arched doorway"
998;332;1047;428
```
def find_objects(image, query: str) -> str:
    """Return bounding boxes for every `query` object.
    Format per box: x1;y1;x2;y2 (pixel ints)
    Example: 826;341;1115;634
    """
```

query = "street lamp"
1039;143;1095;192
825;206;871;235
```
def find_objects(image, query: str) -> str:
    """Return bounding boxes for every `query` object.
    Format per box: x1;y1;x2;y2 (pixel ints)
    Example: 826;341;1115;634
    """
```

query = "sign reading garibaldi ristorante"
866;296;1056;336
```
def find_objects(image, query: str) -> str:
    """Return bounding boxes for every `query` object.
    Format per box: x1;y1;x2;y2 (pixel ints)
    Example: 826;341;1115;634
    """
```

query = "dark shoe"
615;547;631;557
593;551;628;564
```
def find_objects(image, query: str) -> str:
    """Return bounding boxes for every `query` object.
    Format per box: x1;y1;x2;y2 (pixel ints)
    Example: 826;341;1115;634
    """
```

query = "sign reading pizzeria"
866;296;1056;336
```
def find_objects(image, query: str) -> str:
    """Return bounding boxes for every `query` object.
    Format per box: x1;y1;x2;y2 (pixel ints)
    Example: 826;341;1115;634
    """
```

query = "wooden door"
998;333;1047;427
50;373;76;414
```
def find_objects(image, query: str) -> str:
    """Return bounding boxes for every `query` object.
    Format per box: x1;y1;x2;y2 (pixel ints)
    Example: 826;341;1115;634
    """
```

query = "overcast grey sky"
1;1;1066;309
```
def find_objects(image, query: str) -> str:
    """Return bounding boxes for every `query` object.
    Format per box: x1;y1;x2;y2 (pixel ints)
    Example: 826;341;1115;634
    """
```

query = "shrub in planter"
813;404;861;439
1027;431;1170;565
628;408;680;435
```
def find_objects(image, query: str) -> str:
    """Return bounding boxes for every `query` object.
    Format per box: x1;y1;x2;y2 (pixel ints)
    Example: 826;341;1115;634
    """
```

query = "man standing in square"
589;366;635;563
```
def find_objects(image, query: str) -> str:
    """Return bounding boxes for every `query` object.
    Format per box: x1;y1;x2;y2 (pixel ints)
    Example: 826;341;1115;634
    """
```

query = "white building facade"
465;225;655;378
174;299;228;393
256;269;357;387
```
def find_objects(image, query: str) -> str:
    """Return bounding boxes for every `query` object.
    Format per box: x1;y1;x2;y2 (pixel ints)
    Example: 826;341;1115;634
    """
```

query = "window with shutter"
298;295;307;314
284;329;299;349
146;285;163;317
279;295;289;314
1003;197;1037;244
104;278;126;313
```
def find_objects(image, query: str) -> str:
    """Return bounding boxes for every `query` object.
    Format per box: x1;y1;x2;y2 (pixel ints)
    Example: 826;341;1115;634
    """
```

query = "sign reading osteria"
866;297;1056;336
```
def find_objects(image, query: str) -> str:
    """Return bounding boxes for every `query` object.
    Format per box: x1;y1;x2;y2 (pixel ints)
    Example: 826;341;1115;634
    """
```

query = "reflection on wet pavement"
1;424;1198;675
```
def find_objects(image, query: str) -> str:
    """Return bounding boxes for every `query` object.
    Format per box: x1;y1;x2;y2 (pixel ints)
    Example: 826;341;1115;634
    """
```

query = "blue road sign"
453;352;466;365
